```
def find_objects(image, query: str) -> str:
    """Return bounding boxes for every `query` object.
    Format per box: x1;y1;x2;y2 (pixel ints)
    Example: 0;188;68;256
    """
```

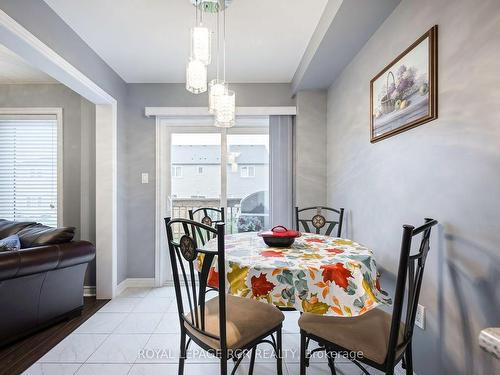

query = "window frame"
0;108;63;227
240;165;255;178
171;165;183;178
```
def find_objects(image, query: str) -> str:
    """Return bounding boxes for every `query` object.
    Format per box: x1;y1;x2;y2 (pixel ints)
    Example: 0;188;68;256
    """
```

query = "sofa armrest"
0;241;95;282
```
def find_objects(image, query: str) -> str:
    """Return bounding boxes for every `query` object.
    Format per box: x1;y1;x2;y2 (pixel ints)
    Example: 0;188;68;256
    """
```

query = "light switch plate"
141;173;149;184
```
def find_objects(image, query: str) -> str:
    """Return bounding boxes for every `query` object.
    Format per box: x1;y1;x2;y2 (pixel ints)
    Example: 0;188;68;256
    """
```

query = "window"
171;166;183;178
197;166;205;175
240;165;255;178
0;112;61;227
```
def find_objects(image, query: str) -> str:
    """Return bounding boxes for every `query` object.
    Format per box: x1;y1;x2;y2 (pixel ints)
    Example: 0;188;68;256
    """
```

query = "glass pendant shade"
186;59;207;94
191;26;211;65
214;89;236;128
208;79;226;114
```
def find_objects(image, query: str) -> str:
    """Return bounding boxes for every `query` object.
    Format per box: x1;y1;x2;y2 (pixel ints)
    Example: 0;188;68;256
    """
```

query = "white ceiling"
0;44;57;84
43;0;328;83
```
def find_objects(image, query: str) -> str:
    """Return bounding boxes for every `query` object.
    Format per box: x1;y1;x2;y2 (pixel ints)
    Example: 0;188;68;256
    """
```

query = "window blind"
0;115;59;227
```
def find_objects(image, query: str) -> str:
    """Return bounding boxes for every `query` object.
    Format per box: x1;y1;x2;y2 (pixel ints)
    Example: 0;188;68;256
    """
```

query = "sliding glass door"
157;115;294;284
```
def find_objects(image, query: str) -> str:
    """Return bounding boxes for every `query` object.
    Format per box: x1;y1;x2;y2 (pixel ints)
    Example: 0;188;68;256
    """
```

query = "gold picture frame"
370;25;438;143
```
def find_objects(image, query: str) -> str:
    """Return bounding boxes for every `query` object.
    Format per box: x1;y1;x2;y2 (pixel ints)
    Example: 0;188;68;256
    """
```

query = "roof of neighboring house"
171;145;269;164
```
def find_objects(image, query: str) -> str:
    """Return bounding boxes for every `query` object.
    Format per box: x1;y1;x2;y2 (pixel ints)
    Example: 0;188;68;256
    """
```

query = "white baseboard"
115;278;156;296
83;286;96;297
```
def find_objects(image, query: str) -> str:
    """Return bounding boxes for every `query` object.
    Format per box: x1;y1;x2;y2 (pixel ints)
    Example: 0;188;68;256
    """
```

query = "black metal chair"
295;206;344;237
298;218;438;375
189;207;225;246
164;217;284;375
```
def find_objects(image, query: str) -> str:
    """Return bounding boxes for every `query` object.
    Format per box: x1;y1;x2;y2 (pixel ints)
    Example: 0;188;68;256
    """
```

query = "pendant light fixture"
186;0;236;127
191;26;211;65
208;8;225;114
186;1;209;93
213;1;235;127
186;58;207;94
208;79;225;113
190;5;211;65
214;89;236;127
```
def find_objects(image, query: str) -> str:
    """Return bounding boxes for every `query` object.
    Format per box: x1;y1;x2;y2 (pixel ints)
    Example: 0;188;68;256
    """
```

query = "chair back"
189;207;225;245
386;218;438;366
164;217;227;351
295;206;344;237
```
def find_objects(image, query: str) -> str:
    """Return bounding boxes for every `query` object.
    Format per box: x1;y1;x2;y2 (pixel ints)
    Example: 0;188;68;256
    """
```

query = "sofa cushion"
0;234;21;252
0;220;36;239
17;224;75;248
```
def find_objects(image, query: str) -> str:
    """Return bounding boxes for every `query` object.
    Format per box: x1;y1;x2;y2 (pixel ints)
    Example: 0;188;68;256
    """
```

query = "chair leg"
276;327;283;375
178;330;186;375
220;355;228;375
327;353;337;375
405;342;413;375
300;330;307;375
248;347;256;375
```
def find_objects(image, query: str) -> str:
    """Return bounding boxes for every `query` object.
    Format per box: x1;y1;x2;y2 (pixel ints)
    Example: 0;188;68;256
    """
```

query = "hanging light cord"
200;1;203;25
216;9;220;81
195;0;198;26
223;0;226;84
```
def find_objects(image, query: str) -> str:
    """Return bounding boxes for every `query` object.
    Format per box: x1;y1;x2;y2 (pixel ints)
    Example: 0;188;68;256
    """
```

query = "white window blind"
0;115;59;227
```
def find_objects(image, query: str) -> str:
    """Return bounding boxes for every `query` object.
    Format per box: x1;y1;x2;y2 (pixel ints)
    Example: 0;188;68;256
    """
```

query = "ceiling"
0;44;57;84
292;0;401;92
43;0;328;83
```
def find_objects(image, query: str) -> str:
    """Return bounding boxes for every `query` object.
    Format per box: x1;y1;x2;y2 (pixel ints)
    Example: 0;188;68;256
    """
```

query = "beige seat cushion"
185;295;284;350
298;308;405;365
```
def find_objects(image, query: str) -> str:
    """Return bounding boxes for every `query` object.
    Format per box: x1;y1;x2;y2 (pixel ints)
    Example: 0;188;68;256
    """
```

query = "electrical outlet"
415;304;425;329
141;173;149;184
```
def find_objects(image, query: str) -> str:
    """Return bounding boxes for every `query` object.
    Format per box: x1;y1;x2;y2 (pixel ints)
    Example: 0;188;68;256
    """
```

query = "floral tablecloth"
198;232;391;316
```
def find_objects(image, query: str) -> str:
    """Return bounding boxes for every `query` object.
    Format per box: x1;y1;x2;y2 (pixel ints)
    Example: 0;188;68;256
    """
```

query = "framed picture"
370;25;438;143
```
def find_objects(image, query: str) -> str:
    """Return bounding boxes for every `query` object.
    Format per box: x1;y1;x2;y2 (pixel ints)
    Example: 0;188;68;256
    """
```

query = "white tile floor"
23;287;371;375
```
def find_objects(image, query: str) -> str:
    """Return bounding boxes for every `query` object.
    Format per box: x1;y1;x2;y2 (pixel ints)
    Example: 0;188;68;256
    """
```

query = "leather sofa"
0;219;96;345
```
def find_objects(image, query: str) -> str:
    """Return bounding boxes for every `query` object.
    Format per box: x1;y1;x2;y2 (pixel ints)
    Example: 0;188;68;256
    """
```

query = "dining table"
198;231;391;316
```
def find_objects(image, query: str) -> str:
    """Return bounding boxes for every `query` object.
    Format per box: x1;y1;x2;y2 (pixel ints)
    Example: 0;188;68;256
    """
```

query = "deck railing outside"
170;198;268;238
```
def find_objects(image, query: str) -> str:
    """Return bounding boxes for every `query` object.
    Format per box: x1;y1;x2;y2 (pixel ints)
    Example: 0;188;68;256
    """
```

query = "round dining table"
198;232;391;316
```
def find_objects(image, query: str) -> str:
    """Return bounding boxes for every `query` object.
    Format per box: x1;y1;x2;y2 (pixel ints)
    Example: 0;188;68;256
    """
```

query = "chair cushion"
0;234;21;252
298;308;405;365
184;295;284;350
17;224;75;248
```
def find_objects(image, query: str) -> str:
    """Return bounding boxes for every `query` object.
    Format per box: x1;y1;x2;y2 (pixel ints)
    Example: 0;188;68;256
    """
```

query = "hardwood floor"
0;297;108;375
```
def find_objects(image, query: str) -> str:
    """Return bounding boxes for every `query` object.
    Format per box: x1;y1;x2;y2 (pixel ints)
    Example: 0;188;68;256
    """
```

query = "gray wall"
295;90;327;208
326;0;500;374
125;83;295;278
0;0;129;284
0;84;97;285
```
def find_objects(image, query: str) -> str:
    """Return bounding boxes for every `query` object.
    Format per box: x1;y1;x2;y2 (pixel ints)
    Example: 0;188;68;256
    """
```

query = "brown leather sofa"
0;219;96;345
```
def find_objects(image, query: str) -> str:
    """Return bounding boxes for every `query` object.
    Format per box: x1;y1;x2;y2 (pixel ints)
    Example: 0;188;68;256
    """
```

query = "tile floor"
22;287;376;375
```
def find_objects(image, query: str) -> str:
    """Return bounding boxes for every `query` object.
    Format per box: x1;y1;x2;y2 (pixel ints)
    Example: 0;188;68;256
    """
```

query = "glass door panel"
170;133;221;239
227;134;270;233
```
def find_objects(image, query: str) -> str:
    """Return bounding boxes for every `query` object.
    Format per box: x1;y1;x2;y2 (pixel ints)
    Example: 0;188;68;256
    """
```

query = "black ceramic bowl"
258;226;302;248
261;236;296;248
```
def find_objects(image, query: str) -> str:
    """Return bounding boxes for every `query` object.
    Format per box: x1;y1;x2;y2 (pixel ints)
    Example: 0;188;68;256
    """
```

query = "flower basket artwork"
370;25;438;142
